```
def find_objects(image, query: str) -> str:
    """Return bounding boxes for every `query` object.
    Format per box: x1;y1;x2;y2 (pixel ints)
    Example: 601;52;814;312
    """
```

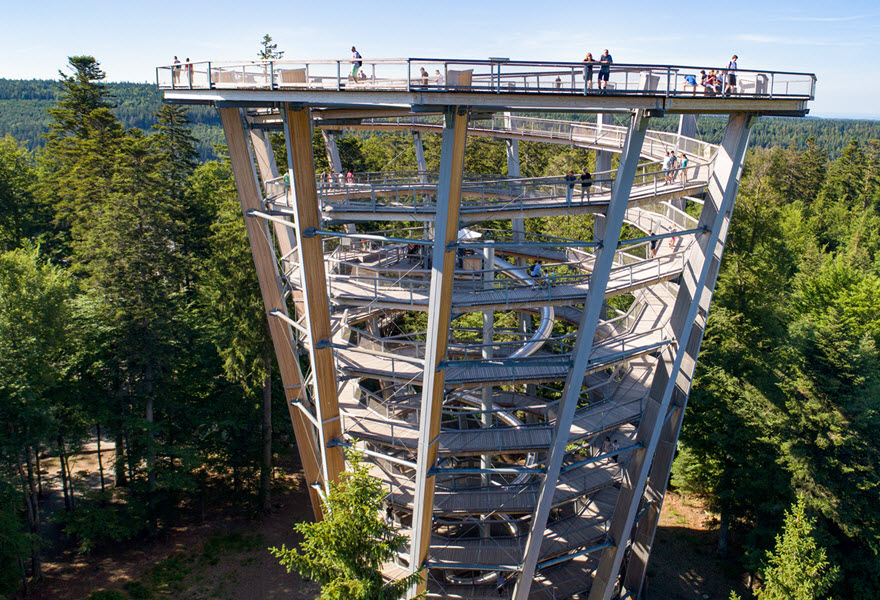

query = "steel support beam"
218;107;325;518
408;107;469;597
513;109;650;600
622;117;750;597
282;105;346;491
588;112;754;600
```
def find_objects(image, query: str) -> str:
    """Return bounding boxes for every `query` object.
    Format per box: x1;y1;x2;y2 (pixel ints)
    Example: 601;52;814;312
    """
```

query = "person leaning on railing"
598;49;613;90
583;53;595;89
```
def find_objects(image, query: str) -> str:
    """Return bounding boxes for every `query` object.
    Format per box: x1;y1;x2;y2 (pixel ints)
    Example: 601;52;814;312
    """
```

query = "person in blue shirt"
598;49;613;90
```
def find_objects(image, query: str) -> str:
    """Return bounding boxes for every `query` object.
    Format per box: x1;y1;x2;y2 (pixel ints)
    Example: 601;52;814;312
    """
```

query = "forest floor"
23;445;751;600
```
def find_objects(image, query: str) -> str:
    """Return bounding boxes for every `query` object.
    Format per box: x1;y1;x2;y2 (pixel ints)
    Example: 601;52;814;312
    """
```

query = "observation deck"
158;57;814;116
160;57;815;600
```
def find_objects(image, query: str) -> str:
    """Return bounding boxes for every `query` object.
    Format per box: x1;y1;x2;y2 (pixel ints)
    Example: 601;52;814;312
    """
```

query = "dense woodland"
1;56;879;599
3;77;880;162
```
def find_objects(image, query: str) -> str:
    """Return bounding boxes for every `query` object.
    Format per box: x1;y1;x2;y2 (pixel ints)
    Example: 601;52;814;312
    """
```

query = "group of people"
418;67;445;86
697;55;738;96
661;150;689;185
582;49;613;90
171;56;193;87
564;167;594;199
600;436;621;462
319;170;355;186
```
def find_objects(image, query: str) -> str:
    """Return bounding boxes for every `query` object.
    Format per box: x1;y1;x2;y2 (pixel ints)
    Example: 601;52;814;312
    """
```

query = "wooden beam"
282;104;346;490
408;107;468;598
217;107;325;519
513;109;649;600
588;113;754;600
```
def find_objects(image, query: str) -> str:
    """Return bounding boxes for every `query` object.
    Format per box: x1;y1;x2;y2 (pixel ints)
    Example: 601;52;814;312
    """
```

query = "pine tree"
755;499;839;600
259;34;284;60
271;449;423;600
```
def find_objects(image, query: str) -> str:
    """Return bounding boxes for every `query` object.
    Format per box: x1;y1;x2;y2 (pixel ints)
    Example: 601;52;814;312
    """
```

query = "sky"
1;0;878;118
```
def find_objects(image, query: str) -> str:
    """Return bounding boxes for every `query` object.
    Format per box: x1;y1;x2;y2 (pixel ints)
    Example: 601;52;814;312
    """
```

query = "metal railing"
157;57;816;101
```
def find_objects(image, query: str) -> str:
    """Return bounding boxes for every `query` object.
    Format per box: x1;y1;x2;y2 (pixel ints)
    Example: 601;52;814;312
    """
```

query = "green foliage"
258;35;284;60
755;499;840;600
84;591;127;600
271;450;423;600
61;489;150;553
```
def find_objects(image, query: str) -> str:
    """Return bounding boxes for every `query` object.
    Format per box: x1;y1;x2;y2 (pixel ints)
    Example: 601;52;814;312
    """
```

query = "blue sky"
2;0;878;118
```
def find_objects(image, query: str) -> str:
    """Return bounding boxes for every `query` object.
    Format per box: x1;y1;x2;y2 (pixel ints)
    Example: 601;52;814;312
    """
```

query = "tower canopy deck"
158;57;815;116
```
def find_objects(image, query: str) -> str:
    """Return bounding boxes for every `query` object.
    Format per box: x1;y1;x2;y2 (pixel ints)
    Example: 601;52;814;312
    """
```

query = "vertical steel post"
619;113;753;598
513;109;650;600
588;112;754;600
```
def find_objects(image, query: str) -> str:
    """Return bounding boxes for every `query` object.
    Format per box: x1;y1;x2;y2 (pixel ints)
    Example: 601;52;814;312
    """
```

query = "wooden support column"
249;127;298;270
282;105;346;491
413;131;428;182
321;130;343;174
595;113;614;173
513;109;650;600
408;107;469;597
217;107;324;518
622;118;748;596
588;113;754;600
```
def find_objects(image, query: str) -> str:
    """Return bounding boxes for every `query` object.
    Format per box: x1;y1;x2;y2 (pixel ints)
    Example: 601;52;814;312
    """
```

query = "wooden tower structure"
159;58;814;599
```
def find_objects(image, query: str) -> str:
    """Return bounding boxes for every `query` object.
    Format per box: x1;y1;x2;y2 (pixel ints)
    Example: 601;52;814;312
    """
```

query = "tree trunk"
35;449;43;499
57;436;71;512
717;508;729;558
259;347;273;513
16;452;41;580
96;423;106;493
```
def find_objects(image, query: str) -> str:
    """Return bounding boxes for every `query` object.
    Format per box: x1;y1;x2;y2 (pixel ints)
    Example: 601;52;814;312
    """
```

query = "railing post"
207;62;213;88
407;59;412;92
337;61;341;91
270;61;275;90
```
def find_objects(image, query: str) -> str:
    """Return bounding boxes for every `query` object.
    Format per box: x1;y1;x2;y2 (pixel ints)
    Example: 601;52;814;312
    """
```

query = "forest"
1;55;879;600
2;77;880;162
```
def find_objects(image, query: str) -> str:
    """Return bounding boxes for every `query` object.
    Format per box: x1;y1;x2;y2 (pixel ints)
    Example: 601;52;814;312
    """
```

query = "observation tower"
158;58;815;599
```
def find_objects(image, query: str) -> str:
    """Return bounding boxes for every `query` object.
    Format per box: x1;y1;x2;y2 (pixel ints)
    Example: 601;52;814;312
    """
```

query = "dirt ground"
27;447;748;600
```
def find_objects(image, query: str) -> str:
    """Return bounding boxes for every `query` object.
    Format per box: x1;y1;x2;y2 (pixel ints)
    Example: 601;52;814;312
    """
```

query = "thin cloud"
770;14;878;22
736;34;866;47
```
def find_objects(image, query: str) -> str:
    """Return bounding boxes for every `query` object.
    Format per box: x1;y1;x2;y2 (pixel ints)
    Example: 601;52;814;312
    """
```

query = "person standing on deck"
724;55;738;95
350;46;362;79
172;56;181;85
583;52;595;89
435;70;444;86
185;58;193;87
598;49;613;90
580;167;593;199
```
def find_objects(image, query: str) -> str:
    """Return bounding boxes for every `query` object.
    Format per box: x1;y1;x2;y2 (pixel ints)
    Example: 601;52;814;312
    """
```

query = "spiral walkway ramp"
158;57;814;599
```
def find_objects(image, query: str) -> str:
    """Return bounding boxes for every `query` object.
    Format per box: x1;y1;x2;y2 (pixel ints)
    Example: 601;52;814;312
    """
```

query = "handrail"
157;57;816;101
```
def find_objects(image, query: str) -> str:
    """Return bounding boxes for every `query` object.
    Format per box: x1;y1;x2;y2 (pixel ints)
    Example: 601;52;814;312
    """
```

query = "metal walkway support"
408;107;469;598
621;114;751;598
283;105;346;491
588;112;754;600
513;109;650;600
218;107;325;518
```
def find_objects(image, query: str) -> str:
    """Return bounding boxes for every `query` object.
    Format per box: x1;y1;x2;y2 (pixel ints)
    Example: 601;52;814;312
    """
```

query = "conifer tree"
755;499;839;600
272;449;423;600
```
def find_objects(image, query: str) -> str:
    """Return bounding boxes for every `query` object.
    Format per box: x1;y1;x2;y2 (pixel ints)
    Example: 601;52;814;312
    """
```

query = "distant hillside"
1;78;878;160
0;79;224;159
